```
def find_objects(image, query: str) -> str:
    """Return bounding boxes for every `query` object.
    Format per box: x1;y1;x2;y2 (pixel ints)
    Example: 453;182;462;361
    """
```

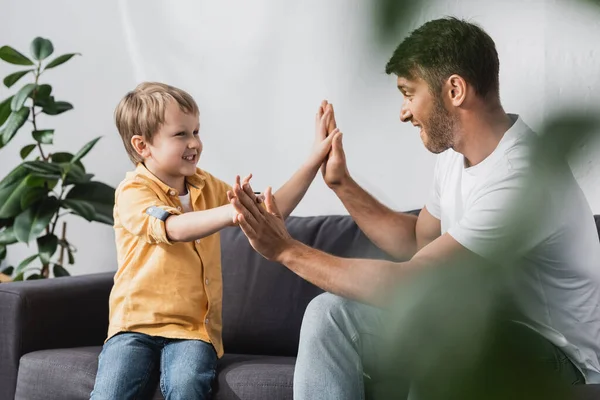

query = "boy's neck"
143;162;187;194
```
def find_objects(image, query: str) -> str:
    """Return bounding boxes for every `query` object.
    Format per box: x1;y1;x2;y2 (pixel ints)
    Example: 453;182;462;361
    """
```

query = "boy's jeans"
90;332;217;400
293;293;584;400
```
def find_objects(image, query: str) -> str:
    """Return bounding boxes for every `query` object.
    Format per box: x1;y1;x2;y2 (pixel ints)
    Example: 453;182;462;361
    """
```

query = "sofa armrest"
0;272;113;400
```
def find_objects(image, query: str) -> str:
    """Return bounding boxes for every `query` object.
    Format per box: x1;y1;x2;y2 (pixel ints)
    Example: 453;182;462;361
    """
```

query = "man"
229;17;600;399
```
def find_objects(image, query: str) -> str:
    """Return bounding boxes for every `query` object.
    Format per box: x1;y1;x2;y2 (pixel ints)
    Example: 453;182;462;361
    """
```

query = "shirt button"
169;190;176;196
205;279;209;285
205;318;209;324
177;206;182;211
196;239;200;244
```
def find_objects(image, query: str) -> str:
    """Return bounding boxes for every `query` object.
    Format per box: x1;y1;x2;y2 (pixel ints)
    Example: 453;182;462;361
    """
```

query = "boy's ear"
131;135;150;158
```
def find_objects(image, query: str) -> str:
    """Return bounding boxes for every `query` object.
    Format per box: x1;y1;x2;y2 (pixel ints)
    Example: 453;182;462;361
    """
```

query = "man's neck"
453;106;514;167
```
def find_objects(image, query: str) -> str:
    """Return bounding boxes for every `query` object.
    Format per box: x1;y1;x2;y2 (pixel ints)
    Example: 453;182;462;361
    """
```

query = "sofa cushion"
15;346;295;400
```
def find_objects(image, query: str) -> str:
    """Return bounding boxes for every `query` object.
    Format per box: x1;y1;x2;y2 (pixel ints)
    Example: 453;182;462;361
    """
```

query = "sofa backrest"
220;214;398;357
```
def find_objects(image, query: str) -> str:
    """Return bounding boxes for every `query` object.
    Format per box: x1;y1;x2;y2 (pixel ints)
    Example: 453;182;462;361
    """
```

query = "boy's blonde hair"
115;82;199;164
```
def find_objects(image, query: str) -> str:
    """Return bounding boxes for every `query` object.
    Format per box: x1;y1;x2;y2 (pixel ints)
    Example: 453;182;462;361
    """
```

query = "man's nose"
400;100;412;123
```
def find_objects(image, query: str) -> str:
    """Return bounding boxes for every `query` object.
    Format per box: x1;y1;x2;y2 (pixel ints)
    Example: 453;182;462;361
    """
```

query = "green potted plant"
0;37;115;281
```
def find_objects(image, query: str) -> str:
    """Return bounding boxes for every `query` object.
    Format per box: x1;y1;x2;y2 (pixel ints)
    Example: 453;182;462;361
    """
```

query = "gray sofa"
1;214;600;400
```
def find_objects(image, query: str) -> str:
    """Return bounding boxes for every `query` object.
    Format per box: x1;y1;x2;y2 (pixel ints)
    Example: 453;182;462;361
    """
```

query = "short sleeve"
447;171;551;261
116;180;182;244
425;157;442;219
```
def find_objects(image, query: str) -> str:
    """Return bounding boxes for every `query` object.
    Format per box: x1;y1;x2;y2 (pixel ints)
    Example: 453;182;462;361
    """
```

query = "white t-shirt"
179;191;193;213
426;114;600;382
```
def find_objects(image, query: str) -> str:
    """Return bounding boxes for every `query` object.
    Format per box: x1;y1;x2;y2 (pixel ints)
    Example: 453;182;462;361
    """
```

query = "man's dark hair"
385;17;500;99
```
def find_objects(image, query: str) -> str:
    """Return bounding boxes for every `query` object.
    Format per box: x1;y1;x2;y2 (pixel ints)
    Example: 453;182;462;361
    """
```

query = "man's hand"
228;174;257;225
319;101;350;188
229;183;293;262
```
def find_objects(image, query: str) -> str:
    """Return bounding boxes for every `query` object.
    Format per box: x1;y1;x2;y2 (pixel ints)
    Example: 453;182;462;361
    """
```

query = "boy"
90;82;339;399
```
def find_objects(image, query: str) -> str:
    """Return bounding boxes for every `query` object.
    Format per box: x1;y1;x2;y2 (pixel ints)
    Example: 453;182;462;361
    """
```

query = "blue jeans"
293;293;584;400
90;332;217;400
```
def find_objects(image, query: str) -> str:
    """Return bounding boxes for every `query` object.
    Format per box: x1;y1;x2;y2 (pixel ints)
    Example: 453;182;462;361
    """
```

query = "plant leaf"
0;96;14;127
37;233;58;264
0;46;34;66
23;160;62;175
4;70;33;88
1;107;30;147
53;264;70;277
13;272;24;281
21;186;47;210
61;199;96;221
11;83;36;111
32;84;52;102
15;254;39;275
30;37;54;61
1;265;14;275
67;248;74;264
71;136;101;164
41;100;72;116
0;227;18;245
14;197;59;243
20;144;37;159
0;174;45;219
26;273;42;280
0;164;29;190
66;181;115;225
44;53;80;70
0;244;6;260
50;152;85;171
32;129;54;144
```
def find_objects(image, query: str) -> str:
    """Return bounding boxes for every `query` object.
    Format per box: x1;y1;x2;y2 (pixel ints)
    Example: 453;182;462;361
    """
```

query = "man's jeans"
90;332;217;400
293;293;584;400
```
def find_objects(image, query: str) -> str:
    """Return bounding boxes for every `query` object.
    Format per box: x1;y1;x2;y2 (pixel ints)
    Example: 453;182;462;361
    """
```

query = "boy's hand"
227;174;263;225
317;101;350;188
309;101;340;169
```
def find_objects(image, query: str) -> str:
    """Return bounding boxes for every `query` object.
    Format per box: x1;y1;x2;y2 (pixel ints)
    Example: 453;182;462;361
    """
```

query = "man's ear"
446;74;467;107
131;135;151;159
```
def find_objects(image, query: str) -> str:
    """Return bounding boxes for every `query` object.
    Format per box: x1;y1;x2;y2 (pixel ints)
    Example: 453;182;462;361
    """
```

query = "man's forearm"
165;205;234;242
274;162;319;219
332;177;418;260
278;239;411;306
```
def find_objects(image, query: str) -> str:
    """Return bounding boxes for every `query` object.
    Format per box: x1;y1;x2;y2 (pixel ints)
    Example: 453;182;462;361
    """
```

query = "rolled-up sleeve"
116;180;182;244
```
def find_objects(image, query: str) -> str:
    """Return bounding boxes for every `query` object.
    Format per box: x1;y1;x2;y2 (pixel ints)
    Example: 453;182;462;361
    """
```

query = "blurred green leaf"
22;160;62;175
20;186;47;210
14;197;59;243
53;264;70;277
41;100;72;116
4;70;33;88
67;247;74;265
32;129;54;144
1;107;30;147
30;37;54;61
1;265;14;275
71;136;101;164
32;84;52;105
0;164;29;190
13;272;24;281
61;199;96;221
66;181;115;224
11;83;36;111
26;273;42;280
44;53;79;70
0;244;5;260
20;144;37;159
51;152;85;171
0;174;45;219
372;0;419;43
37;233;58;264
15;254;38;275
0;46;34;66
0;96;14;127
0;227;18;245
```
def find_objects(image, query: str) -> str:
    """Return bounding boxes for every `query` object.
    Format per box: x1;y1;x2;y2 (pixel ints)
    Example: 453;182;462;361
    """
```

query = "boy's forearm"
274;161;320;219
165;205;234;242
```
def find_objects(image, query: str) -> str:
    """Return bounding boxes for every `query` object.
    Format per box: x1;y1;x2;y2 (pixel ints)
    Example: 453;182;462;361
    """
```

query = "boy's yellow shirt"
108;163;231;357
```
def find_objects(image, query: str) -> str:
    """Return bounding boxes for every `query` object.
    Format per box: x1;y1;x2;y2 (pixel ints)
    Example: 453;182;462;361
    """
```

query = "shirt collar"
134;163;206;195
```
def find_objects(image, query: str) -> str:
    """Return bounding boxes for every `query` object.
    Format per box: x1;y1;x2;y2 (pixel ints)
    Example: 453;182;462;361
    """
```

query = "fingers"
233;182;264;221
231;196;259;226
264;186;282;218
236;213;258;239
327;103;337;134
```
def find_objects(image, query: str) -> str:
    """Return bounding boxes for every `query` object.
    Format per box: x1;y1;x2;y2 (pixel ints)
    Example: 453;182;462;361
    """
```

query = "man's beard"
422;96;456;154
